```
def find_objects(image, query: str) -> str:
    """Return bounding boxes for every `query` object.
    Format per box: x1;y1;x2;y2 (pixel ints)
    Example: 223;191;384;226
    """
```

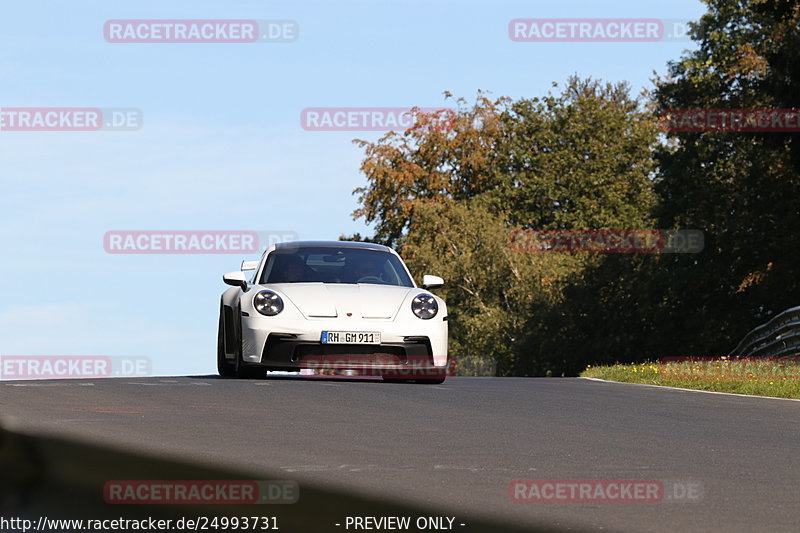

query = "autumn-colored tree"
352;93;507;247
348;2;800;374
352;79;659;375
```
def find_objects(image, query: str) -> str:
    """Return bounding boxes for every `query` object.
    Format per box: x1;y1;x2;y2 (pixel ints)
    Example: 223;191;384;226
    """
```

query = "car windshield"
260;246;414;287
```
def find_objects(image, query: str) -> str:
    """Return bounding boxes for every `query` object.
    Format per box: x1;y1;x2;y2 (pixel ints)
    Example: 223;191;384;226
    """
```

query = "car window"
260;247;414;287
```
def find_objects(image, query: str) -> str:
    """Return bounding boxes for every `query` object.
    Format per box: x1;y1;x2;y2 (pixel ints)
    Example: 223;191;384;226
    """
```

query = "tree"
494;78;658;232
652;0;800;354
401;198;579;376
352;93;507;246
353;79;659;375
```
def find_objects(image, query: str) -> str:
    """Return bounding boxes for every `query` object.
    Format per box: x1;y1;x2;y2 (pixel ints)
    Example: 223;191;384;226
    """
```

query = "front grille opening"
294;345;406;368
260;334;433;368
294;344;405;364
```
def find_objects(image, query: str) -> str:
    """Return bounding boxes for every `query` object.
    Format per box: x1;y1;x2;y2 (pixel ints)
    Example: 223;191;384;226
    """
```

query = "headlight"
411;293;438;319
254;290;283;316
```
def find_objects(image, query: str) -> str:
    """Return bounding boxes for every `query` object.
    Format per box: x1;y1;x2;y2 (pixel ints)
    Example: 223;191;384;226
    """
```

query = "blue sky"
0;0;707;377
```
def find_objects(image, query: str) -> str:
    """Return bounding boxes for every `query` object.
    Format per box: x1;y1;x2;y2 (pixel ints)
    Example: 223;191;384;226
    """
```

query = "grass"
581;358;800;399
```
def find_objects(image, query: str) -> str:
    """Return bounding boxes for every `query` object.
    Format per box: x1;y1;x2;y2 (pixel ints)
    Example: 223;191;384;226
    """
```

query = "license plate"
320;331;381;344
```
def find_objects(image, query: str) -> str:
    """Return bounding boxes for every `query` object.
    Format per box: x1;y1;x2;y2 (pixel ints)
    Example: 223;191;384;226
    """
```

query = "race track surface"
2;376;798;532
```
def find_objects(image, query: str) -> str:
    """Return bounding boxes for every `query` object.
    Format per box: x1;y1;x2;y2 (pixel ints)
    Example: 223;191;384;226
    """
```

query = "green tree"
401;198;579;376
353;79;659;375
652;0;800;354
495;78;658;231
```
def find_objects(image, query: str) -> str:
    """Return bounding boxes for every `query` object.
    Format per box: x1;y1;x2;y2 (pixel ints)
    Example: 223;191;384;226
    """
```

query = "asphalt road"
1;376;799;532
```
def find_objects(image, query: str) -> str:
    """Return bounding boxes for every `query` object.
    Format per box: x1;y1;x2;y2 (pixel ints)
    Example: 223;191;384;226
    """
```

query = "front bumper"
259;334;434;372
239;315;448;368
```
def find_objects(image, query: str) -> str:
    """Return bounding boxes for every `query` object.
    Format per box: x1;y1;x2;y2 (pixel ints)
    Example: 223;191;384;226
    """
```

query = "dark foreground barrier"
0;423;562;533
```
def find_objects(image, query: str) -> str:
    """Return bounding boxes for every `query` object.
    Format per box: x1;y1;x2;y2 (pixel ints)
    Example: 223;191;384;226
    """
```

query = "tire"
217;313;236;377
235;357;266;379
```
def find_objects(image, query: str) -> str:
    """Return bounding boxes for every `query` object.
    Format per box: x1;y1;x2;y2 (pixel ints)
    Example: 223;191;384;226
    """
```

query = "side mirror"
223;271;249;291
421;275;444;290
241;260;259;271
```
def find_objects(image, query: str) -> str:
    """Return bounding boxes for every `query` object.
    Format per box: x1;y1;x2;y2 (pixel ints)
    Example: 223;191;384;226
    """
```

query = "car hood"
270;283;414;319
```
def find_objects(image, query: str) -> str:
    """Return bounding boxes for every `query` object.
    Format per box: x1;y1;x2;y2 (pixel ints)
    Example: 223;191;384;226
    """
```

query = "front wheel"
235;356;266;379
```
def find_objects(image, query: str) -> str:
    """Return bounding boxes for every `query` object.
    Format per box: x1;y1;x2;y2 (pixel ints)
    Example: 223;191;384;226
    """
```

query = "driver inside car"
348;255;384;283
269;255;308;283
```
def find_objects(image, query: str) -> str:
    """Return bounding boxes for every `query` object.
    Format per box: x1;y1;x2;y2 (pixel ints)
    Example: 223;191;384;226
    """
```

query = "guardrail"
729;305;800;358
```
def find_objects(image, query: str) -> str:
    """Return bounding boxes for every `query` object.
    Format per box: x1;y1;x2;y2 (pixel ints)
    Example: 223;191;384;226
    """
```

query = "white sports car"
218;241;449;383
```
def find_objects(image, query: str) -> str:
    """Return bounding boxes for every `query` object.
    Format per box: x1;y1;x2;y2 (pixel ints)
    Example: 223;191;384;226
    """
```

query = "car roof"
273;240;392;252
